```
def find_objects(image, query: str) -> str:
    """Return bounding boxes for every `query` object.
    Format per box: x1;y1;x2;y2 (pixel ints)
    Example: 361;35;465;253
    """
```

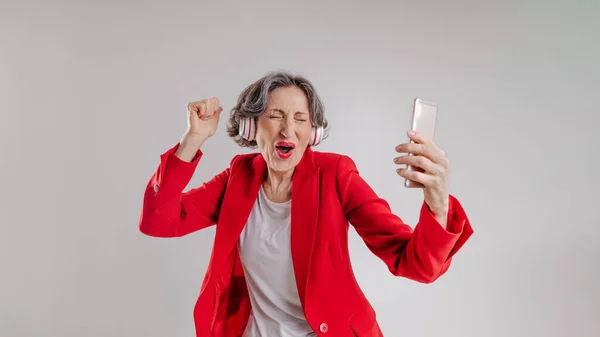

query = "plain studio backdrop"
1;0;599;336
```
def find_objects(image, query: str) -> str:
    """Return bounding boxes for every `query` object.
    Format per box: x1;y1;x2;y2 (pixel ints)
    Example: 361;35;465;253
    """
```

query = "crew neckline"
259;185;291;206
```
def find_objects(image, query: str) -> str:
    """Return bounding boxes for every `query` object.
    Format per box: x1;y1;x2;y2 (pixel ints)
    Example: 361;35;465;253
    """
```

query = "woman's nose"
280;119;293;138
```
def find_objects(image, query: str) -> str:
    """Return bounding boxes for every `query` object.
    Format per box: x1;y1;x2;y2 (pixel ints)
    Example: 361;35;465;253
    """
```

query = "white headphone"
238;117;324;146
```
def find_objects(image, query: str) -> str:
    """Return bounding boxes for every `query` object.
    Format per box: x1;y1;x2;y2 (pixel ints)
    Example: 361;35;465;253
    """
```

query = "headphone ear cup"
238;117;256;141
309;126;324;146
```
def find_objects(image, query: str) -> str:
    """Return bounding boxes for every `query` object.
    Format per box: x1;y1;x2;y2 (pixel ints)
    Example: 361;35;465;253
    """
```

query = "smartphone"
404;98;438;188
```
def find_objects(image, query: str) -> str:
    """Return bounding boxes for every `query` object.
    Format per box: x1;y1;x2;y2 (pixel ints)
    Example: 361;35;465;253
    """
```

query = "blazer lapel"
212;155;266;278
211;147;320;305
290;147;320;307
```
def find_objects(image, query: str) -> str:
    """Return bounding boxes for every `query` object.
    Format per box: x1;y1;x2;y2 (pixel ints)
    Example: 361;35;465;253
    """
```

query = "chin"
267;148;303;173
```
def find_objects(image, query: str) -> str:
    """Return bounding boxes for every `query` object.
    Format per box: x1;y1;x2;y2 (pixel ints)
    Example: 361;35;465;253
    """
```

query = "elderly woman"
139;71;474;337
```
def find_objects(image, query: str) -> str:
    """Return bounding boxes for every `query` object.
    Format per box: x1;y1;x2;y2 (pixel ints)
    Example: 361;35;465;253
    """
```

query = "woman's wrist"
428;202;449;229
176;133;207;162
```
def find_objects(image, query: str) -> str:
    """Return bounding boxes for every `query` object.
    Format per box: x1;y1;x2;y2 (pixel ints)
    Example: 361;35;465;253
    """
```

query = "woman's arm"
336;155;474;283
138;142;232;238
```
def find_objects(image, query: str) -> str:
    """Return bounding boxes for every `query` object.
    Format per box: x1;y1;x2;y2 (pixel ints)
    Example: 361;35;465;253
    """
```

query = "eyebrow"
271;109;308;115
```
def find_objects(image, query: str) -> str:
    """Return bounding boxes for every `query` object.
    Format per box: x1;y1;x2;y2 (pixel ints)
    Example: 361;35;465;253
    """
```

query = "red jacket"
139;143;474;337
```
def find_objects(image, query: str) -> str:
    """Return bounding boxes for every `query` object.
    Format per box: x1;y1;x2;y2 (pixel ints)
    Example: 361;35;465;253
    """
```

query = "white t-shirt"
238;186;317;337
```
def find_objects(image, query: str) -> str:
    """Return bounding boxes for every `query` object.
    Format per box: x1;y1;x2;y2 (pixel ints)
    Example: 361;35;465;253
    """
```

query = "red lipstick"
275;142;295;159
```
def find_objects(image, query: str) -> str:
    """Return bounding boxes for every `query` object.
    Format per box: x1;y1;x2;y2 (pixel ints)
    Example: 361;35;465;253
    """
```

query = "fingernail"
408;130;415;136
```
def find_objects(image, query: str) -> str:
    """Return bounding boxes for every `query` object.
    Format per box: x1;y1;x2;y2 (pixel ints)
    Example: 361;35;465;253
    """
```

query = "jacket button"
153;184;159;192
319;322;328;333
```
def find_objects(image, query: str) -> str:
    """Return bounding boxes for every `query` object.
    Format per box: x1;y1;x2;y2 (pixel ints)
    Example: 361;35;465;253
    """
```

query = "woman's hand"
176;97;223;162
185;97;223;141
394;130;450;224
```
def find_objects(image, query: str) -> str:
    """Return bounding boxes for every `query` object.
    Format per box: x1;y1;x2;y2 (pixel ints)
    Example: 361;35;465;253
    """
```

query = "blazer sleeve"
336;155;474;283
138;142;232;238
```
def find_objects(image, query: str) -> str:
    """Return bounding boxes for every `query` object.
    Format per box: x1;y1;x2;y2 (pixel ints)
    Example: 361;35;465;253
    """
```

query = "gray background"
1;0;599;336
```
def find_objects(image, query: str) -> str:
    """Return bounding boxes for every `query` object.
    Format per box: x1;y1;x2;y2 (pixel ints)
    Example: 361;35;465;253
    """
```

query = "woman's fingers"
396;168;437;186
396;131;447;168
394;154;442;175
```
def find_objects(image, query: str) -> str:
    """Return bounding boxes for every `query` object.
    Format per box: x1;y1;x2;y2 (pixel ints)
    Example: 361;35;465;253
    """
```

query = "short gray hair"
226;71;329;148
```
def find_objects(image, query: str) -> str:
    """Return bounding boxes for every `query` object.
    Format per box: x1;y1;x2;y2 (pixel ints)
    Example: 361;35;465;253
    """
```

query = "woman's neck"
262;168;293;203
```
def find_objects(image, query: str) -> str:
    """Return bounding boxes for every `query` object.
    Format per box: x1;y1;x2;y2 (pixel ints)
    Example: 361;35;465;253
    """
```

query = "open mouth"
275;142;295;158
276;145;293;153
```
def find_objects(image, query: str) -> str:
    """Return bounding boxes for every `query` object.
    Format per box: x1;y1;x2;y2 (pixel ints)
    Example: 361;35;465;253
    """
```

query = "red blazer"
139;143;474;337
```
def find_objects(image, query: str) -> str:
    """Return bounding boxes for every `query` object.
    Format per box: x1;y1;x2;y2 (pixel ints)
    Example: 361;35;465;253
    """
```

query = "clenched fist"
176;97;223;162
186;97;223;140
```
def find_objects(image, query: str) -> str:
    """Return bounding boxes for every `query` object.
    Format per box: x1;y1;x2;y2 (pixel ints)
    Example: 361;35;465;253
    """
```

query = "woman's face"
255;86;313;175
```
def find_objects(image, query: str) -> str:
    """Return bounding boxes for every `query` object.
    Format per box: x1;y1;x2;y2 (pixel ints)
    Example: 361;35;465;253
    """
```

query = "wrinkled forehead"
266;86;310;114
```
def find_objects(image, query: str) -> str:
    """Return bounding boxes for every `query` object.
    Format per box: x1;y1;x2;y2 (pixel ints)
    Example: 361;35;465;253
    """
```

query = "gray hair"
226;71;329;148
